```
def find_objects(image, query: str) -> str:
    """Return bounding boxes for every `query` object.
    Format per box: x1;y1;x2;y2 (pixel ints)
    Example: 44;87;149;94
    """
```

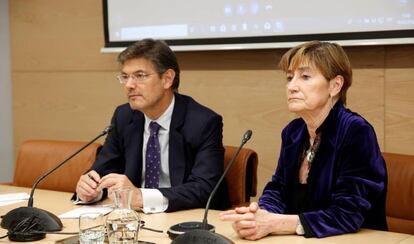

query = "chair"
12;140;102;192
382;152;414;235
224;145;258;207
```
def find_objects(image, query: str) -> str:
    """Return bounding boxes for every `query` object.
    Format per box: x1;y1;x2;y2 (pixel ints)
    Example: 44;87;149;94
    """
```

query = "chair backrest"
13;140;102;192
224;145;258;207
382;152;414;235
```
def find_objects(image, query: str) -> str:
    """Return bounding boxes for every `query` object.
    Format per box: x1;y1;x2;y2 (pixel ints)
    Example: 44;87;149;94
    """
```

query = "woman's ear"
330;75;344;97
162;69;175;89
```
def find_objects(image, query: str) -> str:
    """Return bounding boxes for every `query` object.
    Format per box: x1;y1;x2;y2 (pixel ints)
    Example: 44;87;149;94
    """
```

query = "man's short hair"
118;39;180;91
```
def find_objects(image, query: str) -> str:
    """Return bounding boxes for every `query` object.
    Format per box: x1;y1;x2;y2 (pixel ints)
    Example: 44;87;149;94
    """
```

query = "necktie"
145;121;161;188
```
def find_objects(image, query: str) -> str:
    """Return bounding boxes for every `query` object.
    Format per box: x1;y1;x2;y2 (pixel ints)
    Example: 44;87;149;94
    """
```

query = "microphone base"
1;206;62;241
167;221;214;240
171;229;234;244
7;230;46;242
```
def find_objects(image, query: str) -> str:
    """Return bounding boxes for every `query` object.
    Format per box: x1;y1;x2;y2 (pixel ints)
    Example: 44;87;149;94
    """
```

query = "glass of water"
79;212;105;244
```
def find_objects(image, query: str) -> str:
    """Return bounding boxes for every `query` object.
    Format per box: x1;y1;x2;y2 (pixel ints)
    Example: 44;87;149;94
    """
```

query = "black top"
288;128;321;237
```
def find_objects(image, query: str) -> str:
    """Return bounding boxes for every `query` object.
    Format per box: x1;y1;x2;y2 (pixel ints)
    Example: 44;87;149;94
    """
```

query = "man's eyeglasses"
116;72;158;84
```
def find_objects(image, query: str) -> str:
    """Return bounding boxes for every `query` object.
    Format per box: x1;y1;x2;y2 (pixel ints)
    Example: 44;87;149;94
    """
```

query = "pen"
87;173;100;186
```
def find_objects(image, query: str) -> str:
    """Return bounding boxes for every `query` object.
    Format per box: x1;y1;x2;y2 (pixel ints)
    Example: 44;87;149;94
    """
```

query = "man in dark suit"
75;39;229;212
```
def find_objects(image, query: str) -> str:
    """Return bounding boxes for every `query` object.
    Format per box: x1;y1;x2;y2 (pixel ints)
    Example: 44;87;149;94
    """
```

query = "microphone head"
242;129;253;143
103;125;114;135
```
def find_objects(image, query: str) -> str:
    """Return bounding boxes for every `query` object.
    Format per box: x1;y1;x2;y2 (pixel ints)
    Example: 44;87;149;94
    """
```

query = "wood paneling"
347;69;385;149
10;0;115;72
385;68;414;154
12;71;125;155
9;0;414;199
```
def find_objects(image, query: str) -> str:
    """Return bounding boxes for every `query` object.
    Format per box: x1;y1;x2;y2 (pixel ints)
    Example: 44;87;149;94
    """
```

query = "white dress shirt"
140;96;175;213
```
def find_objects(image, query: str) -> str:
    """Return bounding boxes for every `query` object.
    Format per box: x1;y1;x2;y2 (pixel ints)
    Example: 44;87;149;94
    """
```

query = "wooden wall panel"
10;0;114;71
9;0;414;199
384;45;414;154
12;72;125;155
347;69;385;150
385;68;414;154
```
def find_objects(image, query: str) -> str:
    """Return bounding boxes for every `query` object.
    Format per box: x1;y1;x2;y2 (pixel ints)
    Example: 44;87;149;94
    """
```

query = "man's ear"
162;69;175;89
330;75;344;97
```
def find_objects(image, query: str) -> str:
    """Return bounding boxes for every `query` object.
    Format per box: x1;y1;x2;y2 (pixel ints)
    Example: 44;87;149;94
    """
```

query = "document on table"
58;205;113;219
0;192;30;206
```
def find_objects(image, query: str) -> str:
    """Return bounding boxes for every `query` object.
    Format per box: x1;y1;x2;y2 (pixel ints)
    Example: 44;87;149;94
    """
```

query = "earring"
329;95;334;109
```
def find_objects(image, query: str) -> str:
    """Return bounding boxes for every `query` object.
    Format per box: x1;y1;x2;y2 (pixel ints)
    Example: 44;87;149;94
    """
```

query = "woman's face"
285;62;333;116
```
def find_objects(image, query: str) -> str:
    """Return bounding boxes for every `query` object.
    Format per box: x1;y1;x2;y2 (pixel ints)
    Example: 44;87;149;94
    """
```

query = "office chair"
12;140;102;192
224;145;258;207
382;152;414;234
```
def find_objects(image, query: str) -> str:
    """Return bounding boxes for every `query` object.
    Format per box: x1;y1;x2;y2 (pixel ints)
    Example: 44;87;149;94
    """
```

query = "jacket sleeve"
159;114;226;212
71;107;124;201
91;107;125;176
302;122;386;237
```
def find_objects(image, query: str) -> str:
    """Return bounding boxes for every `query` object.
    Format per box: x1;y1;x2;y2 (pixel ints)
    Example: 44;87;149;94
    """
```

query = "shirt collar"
144;96;175;131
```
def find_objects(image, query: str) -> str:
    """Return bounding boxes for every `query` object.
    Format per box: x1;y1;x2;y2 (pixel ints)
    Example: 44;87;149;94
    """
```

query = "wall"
10;0;414;195
0;0;14;182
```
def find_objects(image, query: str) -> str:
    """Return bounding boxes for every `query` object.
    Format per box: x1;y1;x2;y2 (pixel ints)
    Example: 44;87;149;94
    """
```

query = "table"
1;185;413;243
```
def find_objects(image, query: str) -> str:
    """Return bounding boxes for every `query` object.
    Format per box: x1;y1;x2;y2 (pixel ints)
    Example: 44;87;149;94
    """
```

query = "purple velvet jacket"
259;101;388;238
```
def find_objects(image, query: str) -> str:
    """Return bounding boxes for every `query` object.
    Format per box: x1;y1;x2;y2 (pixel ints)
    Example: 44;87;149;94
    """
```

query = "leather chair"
382;152;414;234
12;140;102;192
224;145;258;207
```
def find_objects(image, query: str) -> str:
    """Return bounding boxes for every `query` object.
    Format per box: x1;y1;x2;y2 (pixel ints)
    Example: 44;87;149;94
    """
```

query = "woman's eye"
302;74;311;80
286;76;293;82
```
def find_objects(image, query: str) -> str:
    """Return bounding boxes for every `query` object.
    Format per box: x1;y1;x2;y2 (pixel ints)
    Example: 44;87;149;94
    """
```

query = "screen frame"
102;0;414;52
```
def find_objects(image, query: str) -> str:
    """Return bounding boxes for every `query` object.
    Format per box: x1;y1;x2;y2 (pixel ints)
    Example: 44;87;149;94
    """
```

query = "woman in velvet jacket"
220;41;387;239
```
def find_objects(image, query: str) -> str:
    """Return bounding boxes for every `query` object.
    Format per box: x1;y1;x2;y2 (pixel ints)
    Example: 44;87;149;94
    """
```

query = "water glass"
79;212;105;244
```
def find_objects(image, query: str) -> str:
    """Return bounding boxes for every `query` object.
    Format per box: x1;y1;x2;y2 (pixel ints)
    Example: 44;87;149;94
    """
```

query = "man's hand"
76;170;102;202
100;173;143;209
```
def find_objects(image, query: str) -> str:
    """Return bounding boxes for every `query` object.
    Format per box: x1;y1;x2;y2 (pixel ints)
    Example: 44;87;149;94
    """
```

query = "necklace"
305;148;316;163
305;133;321;166
299;133;321;184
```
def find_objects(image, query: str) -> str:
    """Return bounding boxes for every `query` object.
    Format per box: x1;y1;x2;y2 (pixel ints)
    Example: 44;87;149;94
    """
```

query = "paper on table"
0;192;30;206
58;205;113;219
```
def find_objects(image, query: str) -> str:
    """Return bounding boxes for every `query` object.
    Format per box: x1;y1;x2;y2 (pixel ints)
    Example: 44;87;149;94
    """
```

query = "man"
75;39;229;213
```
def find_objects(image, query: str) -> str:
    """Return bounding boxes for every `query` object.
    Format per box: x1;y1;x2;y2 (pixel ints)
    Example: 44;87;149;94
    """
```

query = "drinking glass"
79;212;105;244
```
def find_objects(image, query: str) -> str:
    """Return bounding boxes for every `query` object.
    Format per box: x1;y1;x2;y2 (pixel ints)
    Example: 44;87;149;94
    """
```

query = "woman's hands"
219;202;299;240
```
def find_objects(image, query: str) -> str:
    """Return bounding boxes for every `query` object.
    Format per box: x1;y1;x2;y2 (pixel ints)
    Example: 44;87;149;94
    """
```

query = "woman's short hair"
118;39;180;91
279;41;352;104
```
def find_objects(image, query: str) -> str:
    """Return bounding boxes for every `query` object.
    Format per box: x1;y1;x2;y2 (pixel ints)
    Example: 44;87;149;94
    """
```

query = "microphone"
168;129;253;244
0;125;113;242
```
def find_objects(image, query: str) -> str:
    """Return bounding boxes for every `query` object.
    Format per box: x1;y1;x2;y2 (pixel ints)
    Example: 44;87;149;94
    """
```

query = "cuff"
299;214;316;238
141;188;169;213
72;190;105;205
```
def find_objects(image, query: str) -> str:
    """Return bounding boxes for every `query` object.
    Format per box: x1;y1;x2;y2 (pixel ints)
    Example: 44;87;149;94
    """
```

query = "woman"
220;41;387;239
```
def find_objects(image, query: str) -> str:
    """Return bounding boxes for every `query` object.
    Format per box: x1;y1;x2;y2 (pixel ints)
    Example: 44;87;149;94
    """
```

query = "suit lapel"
168;94;187;186
284;123;306;175
307;102;342;205
124;111;145;187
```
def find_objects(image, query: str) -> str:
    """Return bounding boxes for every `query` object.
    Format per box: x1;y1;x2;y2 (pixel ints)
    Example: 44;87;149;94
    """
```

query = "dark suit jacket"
92;93;229;212
259;101;387;237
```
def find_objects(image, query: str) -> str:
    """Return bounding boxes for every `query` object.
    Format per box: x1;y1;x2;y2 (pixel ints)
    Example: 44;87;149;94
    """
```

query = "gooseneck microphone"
202;129;252;229
1;125;113;242
168;130;253;244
